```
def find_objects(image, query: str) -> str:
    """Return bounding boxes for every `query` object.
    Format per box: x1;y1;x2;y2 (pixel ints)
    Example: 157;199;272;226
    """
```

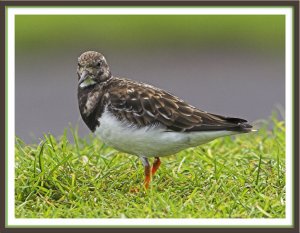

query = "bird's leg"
140;157;151;189
152;157;161;176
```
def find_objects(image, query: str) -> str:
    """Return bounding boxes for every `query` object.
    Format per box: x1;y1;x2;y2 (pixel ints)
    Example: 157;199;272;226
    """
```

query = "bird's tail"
221;116;254;133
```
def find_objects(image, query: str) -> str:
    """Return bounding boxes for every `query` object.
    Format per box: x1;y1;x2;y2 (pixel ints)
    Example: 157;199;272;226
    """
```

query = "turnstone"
77;51;253;189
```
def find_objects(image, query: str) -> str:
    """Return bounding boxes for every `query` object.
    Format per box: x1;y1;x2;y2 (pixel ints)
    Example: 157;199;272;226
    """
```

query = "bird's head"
77;51;111;88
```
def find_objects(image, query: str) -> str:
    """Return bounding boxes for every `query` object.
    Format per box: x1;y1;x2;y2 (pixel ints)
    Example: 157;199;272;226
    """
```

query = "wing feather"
103;78;252;132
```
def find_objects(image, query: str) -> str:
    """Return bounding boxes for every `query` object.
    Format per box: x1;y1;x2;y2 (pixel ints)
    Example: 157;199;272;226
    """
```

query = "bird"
77;51;254;189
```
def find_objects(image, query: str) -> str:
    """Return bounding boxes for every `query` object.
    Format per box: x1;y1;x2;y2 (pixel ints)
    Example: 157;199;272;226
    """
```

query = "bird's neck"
77;83;107;132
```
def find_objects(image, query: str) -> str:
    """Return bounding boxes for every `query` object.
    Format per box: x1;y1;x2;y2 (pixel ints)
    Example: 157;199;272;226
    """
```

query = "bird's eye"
96;62;101;67
78;63;81;67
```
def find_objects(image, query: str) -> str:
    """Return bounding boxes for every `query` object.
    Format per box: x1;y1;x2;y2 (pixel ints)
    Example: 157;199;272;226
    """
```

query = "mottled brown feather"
102;77;252;132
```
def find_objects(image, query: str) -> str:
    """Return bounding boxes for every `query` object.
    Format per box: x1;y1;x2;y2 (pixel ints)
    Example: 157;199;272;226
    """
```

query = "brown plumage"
103;77;252;133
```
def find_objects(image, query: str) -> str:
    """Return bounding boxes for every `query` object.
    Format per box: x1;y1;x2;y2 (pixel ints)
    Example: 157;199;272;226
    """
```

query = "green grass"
15;114;286;218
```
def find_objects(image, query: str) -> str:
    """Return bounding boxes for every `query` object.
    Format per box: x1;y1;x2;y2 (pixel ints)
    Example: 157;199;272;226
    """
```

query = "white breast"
95;109;238;157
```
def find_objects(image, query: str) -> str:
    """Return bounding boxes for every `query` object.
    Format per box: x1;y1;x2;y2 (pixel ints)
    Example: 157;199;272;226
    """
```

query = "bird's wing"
104;78;252;132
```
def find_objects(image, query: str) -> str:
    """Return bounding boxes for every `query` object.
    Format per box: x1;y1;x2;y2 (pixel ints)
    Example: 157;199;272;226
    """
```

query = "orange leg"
151;157;161;176
141;157;161;189
144;165;151;189
141;157;151;189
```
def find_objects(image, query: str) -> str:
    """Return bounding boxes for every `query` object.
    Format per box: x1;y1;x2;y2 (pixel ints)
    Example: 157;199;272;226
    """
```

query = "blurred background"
15;15;285;143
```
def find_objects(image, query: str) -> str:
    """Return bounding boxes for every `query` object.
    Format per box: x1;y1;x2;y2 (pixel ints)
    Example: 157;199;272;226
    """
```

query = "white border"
7;7;293;227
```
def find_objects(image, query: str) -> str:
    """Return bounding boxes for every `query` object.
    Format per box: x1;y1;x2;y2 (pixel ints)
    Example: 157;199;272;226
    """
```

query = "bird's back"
102;76;253;133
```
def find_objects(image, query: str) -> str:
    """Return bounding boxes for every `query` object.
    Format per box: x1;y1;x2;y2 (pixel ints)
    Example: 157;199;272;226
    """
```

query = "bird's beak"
78;70;89;85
